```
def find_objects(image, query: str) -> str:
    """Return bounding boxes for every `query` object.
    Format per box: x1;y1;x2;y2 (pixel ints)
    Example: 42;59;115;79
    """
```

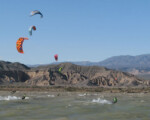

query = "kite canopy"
29;26;36;36
54;54;58;61
59;67;62;72
30;10;43;18
16;37;28;54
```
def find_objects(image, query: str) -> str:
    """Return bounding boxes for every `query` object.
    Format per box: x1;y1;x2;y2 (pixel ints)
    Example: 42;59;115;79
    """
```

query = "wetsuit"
113;97;117;104
22;95;26;100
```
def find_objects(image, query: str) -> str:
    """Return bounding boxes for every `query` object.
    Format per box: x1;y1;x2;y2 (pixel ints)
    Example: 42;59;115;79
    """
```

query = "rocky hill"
0;61;30;84
0;61;149;87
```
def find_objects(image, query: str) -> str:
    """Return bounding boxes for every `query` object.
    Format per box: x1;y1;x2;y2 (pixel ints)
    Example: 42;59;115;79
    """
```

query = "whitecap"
0;96;21;101
48;95;55;97
92;98;112;104
66;104;72;108
25;97;29;99
78;93;87;96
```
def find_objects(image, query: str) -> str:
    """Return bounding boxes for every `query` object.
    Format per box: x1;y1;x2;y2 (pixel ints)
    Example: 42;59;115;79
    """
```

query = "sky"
1;0;150;64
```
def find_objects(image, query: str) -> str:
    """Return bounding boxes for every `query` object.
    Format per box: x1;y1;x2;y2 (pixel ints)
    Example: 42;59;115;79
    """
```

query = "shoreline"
0;85;149;93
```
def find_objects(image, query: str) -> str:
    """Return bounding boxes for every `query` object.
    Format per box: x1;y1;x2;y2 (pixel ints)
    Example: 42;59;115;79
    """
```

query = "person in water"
22;94;26;100
112;97;117;104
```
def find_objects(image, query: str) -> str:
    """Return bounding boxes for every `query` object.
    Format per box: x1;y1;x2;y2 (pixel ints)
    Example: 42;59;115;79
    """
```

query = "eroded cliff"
0;61;149;87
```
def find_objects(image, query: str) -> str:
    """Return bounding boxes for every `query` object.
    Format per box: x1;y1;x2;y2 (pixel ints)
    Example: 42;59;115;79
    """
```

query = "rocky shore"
0;85;149;93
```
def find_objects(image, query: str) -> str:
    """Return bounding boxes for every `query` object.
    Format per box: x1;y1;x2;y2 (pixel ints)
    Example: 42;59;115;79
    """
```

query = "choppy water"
0;91;149;120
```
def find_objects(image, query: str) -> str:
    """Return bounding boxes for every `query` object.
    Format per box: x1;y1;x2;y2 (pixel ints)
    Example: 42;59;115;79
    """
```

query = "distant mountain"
69;54;150;69
26;54;150;76
57;54;149;73
98;54;150;71
70;54;150;79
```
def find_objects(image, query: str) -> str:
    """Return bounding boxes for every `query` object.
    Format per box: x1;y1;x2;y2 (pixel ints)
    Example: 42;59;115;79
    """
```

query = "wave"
78;93;87;96
0;96;21;101
48;95;55;97
140;100;145;103
25;97;29;99
92;98;112;104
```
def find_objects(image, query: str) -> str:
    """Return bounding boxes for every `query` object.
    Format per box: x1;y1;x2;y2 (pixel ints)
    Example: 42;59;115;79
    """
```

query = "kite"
54;54;58;61
30;10;43;18
29;26;36;36
16;37;28;54
59;67;62;72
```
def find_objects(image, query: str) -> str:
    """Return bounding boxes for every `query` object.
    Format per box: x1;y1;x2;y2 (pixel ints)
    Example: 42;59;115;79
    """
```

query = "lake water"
0;91;149;120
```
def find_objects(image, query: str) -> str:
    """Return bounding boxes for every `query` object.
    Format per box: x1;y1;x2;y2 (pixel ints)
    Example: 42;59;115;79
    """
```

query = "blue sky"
1;0;150;64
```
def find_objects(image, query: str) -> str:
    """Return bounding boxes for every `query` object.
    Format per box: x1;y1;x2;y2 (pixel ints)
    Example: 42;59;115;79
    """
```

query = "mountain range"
1;60;149;87
73;54;150;73
28;54;150;76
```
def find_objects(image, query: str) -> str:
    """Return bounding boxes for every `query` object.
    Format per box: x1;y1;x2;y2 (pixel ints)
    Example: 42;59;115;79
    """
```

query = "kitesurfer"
22;94;26;100
112;97;117;104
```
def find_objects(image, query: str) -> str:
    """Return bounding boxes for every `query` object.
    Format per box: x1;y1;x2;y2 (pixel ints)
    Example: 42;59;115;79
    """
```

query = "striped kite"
30;10;43;18
29;26;36;36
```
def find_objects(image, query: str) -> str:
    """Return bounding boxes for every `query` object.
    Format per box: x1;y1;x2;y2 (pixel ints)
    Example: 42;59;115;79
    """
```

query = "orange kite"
16;37;28;54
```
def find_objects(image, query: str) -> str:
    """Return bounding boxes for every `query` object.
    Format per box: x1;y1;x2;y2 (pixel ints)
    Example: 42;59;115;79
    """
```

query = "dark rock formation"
0;70;30;83
0;61;30;84
0;61;30;71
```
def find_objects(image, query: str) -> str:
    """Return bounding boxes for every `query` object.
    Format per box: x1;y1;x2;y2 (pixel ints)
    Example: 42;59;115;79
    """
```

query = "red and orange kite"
16;37;28;54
